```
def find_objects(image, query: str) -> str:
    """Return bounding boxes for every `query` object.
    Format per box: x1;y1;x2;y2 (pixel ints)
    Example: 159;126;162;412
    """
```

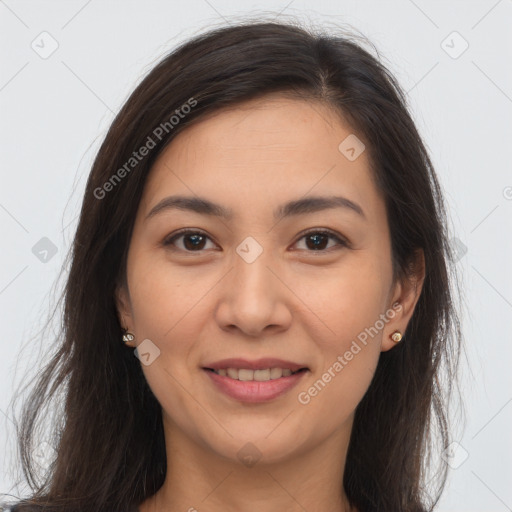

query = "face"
116;95;422;466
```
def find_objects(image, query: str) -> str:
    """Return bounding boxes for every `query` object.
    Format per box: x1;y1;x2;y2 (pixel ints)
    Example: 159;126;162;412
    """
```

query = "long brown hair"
2;19;464;512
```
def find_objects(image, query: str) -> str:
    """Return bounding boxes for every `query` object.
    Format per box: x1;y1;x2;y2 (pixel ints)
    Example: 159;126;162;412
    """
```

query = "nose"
214;244;292;338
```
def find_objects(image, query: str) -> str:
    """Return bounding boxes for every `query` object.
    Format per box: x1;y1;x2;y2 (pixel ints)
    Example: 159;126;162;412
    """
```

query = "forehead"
154;95;351;167
141;95;382;221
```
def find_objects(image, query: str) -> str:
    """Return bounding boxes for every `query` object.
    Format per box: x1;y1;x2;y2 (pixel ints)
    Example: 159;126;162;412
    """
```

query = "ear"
115;281;133;333
381;248;426;352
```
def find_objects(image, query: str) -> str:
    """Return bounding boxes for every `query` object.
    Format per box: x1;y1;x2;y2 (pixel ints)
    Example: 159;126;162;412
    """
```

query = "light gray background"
1;1;511;511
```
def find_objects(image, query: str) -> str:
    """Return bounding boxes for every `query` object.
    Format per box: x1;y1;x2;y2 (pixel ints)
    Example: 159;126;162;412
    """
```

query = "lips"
202;357;309;403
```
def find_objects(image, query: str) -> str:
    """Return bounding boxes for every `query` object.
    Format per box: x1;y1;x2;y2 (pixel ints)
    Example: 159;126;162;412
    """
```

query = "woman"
1;19;463;512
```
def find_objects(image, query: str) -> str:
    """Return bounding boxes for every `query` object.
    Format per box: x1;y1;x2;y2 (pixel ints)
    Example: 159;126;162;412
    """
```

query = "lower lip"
203;369;308;403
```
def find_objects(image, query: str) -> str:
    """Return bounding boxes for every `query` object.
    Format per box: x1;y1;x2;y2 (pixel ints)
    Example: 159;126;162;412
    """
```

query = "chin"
207;429;310;468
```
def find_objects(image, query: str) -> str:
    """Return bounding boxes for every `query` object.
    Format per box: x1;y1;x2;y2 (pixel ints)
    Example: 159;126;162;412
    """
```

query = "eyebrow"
145;194;366;222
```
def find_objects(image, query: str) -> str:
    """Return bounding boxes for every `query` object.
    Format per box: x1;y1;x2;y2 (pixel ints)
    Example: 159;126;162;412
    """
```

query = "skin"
116;94;425;512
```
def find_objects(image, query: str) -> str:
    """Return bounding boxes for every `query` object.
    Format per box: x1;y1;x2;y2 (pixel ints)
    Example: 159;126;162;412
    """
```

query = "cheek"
127;260;203;417
128;253;208;336
292;258;387;414
295;273;385;425
292;256;390;345
125;262;198;392
295;344;379;440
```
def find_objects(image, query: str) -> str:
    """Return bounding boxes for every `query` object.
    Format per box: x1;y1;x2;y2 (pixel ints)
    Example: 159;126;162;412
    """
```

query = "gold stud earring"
390;330;402;343
122;328;135;345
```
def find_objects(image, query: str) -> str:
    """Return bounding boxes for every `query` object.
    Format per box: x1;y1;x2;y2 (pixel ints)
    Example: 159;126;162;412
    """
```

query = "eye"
293;229;349;252
162;229;217;252
162;228;349;253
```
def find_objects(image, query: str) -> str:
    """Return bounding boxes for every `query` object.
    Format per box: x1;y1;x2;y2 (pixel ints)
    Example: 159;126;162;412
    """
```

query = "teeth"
238;369;253;381
254;369;270;381
270;368;283;379
212;367;302;381
227;368;238;379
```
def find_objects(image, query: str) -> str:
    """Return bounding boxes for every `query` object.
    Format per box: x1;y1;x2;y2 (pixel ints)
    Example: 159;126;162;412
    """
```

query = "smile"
203;367;309;403
206;367;305;381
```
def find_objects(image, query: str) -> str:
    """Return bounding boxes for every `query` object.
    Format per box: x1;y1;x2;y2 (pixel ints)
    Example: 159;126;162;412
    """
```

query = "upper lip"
203;358;308;372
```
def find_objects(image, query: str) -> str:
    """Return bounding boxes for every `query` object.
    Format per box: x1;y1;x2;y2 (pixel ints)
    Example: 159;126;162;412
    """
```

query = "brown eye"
162;228;348;254
294;230;348;252
163;230;216;252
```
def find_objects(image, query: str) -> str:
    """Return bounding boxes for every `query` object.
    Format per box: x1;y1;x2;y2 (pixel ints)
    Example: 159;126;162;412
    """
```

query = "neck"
139;413;356;512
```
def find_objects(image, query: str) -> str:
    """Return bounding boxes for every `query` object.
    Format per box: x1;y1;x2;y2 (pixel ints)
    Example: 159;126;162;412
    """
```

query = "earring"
390;330;402;343
122;328;135;345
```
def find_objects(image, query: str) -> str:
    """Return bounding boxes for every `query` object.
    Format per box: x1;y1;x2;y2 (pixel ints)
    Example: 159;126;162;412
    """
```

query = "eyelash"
162;228;349;254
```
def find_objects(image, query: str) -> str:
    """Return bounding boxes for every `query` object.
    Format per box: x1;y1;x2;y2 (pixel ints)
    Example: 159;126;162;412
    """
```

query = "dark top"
2;505;140;512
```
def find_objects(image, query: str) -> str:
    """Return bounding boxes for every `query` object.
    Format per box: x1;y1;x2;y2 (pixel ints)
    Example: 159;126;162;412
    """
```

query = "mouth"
203;367;308;381
202;358;310;403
